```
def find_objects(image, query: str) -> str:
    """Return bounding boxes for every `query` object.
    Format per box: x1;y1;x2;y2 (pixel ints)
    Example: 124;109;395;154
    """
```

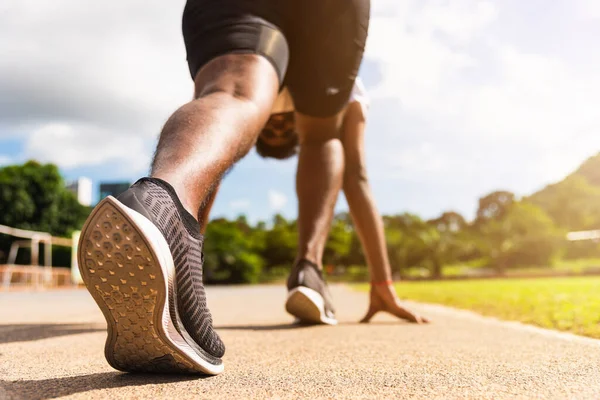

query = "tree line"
2;158;600;283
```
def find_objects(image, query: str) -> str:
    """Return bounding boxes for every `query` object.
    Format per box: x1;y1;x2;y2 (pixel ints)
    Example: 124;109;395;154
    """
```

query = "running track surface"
1;285;600;399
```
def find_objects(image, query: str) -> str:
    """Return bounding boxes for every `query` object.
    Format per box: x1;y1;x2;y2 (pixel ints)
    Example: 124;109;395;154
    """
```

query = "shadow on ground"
0;372;204;400
215;322;329;331
215;321;415;331
0;324;106;344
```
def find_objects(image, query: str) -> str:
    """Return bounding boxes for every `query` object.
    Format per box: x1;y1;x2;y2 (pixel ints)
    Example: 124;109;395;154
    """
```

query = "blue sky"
1;0;599;224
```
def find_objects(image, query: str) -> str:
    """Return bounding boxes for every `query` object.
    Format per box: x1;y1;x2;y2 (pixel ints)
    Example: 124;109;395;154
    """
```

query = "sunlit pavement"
1;285;600;399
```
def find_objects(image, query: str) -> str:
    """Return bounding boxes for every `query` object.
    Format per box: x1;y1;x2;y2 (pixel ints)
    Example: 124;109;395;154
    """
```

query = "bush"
203;219;264;284
259;265;289;283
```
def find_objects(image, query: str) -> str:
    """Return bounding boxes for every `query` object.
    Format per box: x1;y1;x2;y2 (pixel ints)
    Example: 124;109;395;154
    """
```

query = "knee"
343;163;368;186
193;54;279;111
296;112;345;145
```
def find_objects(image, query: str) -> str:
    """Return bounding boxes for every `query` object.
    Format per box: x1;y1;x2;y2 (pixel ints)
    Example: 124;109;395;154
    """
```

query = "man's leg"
198;183;220;234
284;113;345;325
152;54;279;220
283;0;370;325
78;52;282;375
295;114;345;268
140;54;278;359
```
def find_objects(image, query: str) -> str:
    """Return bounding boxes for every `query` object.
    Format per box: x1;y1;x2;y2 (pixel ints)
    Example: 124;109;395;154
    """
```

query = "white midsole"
287;286;338;326
109;196;224;375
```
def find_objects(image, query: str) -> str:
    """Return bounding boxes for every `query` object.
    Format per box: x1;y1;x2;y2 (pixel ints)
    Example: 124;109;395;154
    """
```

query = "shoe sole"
285;287;338;325
78;196;224;375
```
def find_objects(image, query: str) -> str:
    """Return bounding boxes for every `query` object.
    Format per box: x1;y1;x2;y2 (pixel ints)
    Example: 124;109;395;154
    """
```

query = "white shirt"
348;77;369;115
271;77;369;115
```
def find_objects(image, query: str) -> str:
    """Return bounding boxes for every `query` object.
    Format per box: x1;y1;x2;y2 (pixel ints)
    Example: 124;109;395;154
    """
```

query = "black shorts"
182;0;370;118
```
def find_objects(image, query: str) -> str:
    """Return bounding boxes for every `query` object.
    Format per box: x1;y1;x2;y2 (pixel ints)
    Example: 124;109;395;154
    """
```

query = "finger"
411;314;431;324
390;305;428;324
360;307;378;323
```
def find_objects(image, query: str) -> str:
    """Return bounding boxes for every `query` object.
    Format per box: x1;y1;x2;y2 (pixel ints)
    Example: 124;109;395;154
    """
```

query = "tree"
0;161;90;236
203;218;264;284
572;152;600;187
527;175;600;231
429;211;467;233
478;201;564;273
342;227;365;268
0;161;91;265
261;214;297;269
425;211;471;278
475;191;515;226
383;213;431;276
323;213;353;266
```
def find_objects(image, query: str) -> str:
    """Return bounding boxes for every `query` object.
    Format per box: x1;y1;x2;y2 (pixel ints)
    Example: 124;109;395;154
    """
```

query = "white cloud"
452;45;599;143
417;0;497;44
367;0;587;141
268;190;288;212
25;122;150;173
576;0;600;20
1;0;599;220
229;199;251;211
364;0;600;211
0;155;13;166
366;0;494;107
0;0;191;139
380;142;445;179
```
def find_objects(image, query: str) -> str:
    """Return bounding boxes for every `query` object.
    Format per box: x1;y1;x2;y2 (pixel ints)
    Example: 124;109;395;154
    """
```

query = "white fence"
566;230;600;242
0;224;76;290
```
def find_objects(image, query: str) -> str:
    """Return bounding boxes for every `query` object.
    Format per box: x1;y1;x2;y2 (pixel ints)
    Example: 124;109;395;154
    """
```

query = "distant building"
99;182;131;201
66;177;93;206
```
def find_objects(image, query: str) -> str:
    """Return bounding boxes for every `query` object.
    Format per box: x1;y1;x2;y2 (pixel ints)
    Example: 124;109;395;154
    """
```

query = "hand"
360;283;430;324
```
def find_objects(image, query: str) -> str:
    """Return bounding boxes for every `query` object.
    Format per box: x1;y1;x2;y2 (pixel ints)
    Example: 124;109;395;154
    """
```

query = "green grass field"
357;277;600;338
401;258;600;279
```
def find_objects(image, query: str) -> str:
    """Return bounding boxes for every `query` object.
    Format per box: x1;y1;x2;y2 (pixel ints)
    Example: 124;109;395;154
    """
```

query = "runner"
77;0;370;375
203;78;429;326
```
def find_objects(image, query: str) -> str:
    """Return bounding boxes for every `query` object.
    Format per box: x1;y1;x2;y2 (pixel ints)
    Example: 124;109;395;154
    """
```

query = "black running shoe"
78;177;224;375
285;259;337;325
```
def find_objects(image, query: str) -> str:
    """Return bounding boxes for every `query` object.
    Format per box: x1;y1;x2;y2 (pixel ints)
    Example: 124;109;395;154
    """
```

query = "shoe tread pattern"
78;199;201;373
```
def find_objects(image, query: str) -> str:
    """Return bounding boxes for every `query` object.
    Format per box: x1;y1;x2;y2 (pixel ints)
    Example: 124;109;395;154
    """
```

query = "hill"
572;152;600;187
527;153;600;231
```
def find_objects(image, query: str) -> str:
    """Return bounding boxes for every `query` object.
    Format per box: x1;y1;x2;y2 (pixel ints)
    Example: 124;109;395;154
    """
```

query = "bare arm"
341;101;428;323
341;101;391;283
